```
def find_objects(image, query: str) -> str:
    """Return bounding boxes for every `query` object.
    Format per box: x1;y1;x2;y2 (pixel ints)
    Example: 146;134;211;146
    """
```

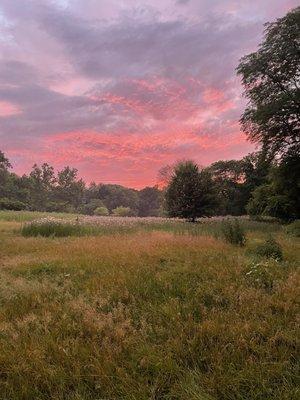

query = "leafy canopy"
237;7;300;156
165;161;216;221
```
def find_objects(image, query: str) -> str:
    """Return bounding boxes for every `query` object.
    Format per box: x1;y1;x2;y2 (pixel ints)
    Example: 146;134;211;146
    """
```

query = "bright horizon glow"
0;0;297;188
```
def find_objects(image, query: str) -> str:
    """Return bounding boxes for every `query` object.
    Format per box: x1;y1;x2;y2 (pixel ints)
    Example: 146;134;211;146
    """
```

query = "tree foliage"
165;161;217;221
112;206;133;217
237;6;300;156
207;151;270;215
138;186;161;216
247;151;300;220
94;206;109;216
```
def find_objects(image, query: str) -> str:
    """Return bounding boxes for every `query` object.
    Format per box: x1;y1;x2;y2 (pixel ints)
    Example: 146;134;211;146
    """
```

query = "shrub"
252;236;283;260
246;185;270;218
112;206;133;217
94;206;109;216
220;219;246;246
80;199;106;215
0;198;27;211
286;220;300;237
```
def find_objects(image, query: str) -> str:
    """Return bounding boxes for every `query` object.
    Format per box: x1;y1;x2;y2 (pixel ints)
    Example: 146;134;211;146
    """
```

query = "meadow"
0;211;299;400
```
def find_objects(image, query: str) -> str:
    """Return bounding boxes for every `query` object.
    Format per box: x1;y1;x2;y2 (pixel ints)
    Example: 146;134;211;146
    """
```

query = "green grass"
20;217;282;239
21;220;110;237
0;211;299;399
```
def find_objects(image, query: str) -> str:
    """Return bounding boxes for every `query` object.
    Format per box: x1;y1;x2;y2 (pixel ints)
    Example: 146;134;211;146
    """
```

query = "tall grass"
0;211;298;399
21;218;138;237
21;219;88;237
20;214;284;239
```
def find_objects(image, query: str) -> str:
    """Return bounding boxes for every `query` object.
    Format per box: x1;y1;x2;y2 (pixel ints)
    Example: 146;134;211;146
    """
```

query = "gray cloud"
176;0;190;5
38;8;261;82
0;0;261;139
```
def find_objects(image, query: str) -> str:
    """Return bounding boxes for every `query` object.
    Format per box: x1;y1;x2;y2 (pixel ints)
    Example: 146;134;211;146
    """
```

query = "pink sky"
0;0;297;188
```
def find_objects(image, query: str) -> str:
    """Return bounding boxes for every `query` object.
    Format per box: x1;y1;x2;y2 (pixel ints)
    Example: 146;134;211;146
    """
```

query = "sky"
0;0;298;188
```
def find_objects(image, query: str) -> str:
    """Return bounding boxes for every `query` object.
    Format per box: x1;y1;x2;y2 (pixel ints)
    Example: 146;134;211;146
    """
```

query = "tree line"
0;154;162;217
0;6;299;220
1;145;298;220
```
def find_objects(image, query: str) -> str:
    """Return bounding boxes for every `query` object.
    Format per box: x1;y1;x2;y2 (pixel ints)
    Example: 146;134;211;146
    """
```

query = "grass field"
0;211;299;399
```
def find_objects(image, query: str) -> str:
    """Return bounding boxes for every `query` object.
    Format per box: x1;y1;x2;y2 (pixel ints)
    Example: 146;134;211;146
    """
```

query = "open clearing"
0;211;299;400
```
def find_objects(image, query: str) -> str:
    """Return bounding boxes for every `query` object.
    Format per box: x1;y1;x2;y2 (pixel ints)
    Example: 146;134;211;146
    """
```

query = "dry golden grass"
0;212;299;399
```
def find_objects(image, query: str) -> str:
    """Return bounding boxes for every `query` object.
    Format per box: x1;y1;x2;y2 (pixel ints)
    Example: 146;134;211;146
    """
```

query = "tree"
207;159;246;215
207;151;271;215
29;163;56;211
237;7;300;156
0;151;11;172
55;166;85;211
247;151;300;220
96;184;139;212
0;151;12;198
165;161;216;221
157;164;175;188
138;186;162;216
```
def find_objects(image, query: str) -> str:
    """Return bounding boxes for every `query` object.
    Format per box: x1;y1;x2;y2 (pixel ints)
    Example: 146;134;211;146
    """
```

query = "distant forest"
0;147;299;221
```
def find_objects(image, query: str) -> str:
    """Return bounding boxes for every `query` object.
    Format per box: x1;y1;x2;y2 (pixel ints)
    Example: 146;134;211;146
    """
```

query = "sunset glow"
0;0;297;188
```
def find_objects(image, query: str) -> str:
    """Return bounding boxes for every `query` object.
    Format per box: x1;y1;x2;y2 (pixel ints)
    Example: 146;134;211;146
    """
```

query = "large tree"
237;7;300;156
165;161;216;221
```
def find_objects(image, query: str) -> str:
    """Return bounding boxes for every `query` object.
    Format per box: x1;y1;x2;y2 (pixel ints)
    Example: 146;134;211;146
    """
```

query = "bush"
286;220;300;237
94;206;109;216
112;206;133;217
252;236;283;260
220;219;246;246
0;198;27;211
80;199;106;215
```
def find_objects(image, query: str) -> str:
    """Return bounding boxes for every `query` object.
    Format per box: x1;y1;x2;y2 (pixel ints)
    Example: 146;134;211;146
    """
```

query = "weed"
219;218;246;246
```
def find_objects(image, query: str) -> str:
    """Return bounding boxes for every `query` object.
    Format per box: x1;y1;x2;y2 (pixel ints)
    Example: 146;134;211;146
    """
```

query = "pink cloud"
2;0;292;187
7;124;254;188
0;101;22;117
